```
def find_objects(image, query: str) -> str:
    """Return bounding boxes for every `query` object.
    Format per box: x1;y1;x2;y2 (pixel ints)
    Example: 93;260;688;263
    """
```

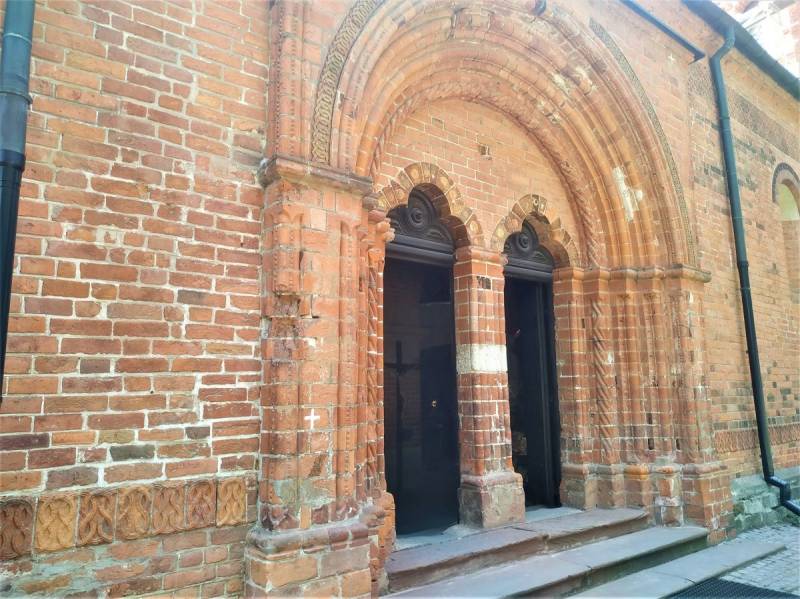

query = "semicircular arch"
377;162;485;247
311;0;695;269
492;194;580;268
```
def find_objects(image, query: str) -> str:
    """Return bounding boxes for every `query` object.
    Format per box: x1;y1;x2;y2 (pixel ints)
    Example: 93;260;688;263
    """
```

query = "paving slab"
571;568;692;598
391;553;589;597
573;540;785;598
653;540;785;583
386;526;543;574
722;523;800;595
388;526;710;598
558;526;708;571
387;508;651;592
524;506;582;523
513;507;646;538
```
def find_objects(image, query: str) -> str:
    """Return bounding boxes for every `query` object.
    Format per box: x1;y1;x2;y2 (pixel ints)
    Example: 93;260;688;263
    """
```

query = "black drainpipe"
620;0;705;62
710;25;800;517
0;0;36;405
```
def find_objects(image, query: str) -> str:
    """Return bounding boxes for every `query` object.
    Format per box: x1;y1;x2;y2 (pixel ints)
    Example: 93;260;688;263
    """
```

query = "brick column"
362;206;396;593
246;157;381;597
664;267;730;541
583;269;625;508
553;266;598;509
453;246;525;528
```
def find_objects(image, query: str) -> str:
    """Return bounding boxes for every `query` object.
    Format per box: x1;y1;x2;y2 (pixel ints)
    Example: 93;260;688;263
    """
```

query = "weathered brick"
46;467;98;489
109;445;155;462
2;2;798;598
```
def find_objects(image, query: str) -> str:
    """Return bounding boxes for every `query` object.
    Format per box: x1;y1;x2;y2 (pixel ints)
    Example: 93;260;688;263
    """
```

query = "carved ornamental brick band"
0;476;250;560
310;0;384;163
0;500;33;560
715;423;800;454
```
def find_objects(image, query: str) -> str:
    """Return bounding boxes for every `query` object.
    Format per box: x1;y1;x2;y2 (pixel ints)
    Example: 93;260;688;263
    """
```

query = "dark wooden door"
505;276;560;507
384;258;459;534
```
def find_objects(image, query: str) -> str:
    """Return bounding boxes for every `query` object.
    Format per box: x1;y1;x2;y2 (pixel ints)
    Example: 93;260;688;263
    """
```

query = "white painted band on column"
456;344;508;374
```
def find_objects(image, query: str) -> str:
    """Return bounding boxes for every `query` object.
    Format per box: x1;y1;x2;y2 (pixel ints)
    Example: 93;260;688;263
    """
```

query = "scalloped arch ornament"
492;194;580;267
377;162;485;246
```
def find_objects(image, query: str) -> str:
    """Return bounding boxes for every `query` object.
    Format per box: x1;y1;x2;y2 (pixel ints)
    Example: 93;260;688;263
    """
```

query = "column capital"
258;154;373;196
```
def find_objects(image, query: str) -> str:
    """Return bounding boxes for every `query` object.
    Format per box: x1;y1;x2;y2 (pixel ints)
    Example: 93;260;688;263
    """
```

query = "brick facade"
0;0;797;596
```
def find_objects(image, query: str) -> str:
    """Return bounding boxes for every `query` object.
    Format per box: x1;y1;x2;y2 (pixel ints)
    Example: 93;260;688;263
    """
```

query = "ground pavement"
721;523;800;595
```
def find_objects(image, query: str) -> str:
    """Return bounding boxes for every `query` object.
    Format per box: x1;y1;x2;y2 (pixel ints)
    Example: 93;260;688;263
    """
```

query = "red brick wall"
2;0;266;495
0;0;267;594
374;100;580;247
683;35;800;478
1;0;799;595
590;0;800;480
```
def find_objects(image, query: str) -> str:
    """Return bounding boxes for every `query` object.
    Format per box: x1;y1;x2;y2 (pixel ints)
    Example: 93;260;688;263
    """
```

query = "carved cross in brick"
304;409;320;430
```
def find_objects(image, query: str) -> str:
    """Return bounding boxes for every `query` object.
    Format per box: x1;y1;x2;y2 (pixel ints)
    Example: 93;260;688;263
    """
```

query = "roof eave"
682;0;800;101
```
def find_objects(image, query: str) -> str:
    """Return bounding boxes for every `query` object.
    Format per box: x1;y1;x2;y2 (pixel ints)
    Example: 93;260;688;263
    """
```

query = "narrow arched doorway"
504;221;561;507
384;188;460;534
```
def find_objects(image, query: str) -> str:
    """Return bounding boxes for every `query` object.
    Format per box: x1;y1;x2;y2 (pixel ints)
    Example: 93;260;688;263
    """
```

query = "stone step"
385;508;648;593
571;540;785;598
388;525;709;597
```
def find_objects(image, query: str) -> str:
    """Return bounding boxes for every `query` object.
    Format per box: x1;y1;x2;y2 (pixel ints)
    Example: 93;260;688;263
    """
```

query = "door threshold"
524;504;581;523
394;507;581;552
394;521;479;551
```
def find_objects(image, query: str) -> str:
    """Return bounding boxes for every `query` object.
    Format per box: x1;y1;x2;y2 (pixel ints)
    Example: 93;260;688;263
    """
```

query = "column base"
596;464;626;508
245;505;384;598
623;463;653;511
561;462;597;509
370;492;395;596
458;471;525;528
682;461;731;543
654;461;684;526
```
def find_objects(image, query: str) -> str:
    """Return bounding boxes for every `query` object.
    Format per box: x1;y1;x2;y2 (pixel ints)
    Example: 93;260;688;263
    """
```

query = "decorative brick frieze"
77;490;115;546
0;499;34;559
715;423;800;454
186;479;217;530
151;483;186;536
35;494;77;553
0;477;250;560
217;478;247;527
116;486;152;541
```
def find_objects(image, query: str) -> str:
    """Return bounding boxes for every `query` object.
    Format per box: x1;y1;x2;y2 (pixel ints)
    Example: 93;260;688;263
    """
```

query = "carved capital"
259;155;373;195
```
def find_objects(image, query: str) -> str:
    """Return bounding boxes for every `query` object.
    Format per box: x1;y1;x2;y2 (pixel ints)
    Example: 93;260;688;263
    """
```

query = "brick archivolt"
491;194;580;267
308;0;695;270
376;162;484;247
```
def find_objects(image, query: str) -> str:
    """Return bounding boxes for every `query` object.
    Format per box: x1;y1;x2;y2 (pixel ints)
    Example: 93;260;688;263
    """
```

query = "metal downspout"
620;0;705;62
0;0;36;404
710;25;800;517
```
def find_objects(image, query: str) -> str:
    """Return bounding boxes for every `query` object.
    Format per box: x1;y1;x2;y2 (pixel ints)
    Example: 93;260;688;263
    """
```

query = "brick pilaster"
583;269;625;508
453;246;524;528
248;156;379;597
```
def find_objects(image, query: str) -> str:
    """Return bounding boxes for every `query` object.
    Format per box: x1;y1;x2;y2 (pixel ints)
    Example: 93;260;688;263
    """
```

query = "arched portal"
503;222;561;507
383;188;460;534
258;4;723;587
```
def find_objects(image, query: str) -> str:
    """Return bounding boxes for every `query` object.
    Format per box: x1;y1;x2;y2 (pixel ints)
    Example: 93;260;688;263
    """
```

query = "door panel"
384;258;459;534
505;276;560;507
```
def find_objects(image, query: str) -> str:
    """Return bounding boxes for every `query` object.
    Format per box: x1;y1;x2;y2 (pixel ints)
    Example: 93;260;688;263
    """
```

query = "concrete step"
388;525;709;597
571;540;785;598
385;508;648;594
